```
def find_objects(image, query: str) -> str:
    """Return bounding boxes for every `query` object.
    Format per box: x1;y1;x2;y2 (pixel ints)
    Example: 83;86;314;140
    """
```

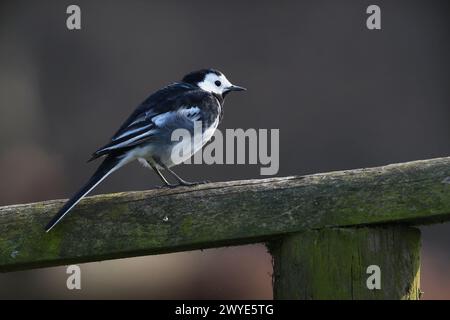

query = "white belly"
170;117;219;166
133;116;220;168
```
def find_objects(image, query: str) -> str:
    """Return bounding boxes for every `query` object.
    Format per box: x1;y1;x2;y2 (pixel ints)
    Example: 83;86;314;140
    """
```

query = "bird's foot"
178;180;210;186
156;180;210;188
155;183;179;189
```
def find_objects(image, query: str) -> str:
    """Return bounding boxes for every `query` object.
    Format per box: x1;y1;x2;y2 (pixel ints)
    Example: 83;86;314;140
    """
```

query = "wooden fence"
1;157;449;299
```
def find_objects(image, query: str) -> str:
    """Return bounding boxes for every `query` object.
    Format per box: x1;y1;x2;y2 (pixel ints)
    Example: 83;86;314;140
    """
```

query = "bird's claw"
155;184;178;189
179;180;210;186
155;180;210;189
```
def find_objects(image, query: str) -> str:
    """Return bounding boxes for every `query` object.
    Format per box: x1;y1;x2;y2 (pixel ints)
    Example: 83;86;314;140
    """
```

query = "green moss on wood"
270;227;421;300
0;156;449;272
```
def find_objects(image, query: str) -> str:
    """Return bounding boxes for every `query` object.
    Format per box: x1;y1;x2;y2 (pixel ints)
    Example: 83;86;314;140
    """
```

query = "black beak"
227;85;247;92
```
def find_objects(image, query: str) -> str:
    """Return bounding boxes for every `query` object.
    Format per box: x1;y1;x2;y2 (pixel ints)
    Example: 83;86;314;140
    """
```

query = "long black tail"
45;155;124;232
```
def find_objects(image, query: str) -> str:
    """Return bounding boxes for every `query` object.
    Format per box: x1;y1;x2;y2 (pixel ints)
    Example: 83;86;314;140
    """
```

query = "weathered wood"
0;156;449;272
270;227;421;300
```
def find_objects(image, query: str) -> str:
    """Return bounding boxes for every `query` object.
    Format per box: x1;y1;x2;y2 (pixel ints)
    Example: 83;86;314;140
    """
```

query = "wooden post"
270;227;421;299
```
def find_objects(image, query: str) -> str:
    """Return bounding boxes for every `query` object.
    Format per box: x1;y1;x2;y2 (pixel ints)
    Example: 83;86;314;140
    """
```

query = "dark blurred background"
0;0;449;299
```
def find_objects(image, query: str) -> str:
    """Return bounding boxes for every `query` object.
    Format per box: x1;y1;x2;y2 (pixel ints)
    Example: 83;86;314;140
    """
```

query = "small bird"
45;69;245;232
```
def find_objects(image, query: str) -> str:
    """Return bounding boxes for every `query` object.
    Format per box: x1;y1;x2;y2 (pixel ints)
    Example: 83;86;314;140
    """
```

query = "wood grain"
271;227;421;299
0;156;449;272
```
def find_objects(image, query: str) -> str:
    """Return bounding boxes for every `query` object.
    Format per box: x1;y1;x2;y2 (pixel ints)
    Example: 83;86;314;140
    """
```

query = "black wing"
88;83;214;161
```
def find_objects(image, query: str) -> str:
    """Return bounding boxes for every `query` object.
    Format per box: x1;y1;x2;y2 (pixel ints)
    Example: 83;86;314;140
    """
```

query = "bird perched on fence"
45;69;246;232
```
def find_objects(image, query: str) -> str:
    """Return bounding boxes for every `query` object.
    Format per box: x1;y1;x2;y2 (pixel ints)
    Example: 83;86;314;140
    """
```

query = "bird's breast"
200;114;220;146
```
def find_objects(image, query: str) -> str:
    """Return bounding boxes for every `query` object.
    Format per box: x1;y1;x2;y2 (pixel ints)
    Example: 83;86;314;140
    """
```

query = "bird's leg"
162;165;209;186
147;161;178;188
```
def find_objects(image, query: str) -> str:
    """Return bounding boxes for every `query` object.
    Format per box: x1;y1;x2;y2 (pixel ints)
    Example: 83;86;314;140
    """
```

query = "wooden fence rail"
1;157;450;299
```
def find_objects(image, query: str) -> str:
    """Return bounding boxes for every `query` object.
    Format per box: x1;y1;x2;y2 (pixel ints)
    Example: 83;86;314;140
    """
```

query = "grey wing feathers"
88;83;210;162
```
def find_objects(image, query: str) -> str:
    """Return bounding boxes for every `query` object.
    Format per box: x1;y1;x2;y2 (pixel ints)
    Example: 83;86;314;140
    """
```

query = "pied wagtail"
45;69;245;232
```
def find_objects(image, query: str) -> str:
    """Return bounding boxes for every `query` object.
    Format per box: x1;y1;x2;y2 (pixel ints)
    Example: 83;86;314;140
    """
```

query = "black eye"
215;80;221;87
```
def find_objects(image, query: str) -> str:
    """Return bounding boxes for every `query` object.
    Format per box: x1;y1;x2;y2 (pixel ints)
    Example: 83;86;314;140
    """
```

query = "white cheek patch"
198;74;232;94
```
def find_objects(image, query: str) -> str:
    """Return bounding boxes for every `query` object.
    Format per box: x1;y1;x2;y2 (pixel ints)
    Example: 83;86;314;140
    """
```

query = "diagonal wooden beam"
0;156;449;272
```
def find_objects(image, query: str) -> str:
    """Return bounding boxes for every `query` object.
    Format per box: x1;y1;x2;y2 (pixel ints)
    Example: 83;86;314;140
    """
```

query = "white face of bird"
197;72;246;95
